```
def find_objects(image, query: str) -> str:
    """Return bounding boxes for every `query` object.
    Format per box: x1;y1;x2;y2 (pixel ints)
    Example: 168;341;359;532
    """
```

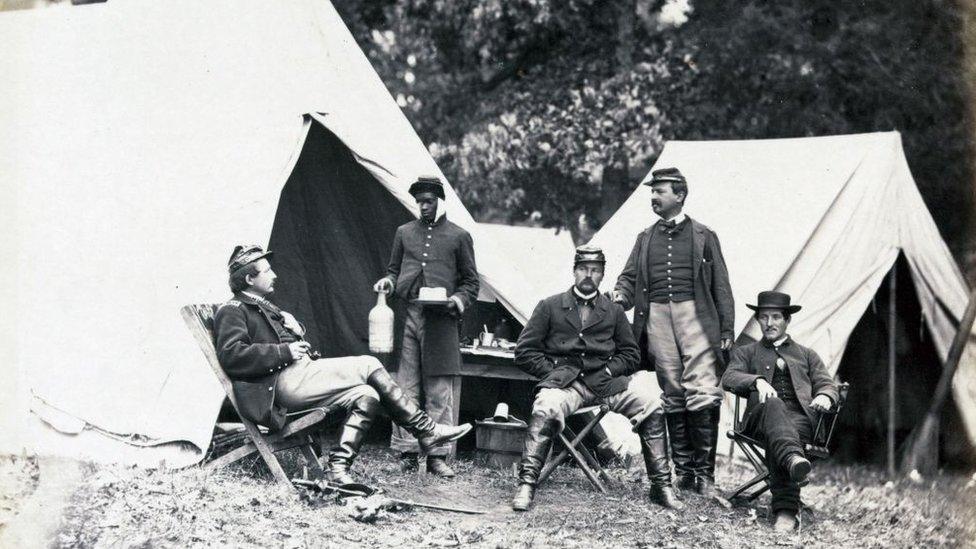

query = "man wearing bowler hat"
722;291;839;531
373;176;479;477
213;245;472;486
511;245;682;511
613;167;735;497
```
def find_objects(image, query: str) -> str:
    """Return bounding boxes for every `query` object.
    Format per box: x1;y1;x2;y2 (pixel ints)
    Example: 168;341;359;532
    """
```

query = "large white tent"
476;223;577;299
0;0;541;466
588;132;976;457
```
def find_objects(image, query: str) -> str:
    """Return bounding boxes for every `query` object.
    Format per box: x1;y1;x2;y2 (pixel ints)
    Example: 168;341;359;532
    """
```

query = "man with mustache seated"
213;245;472;487
722;291;839;532
511;245;681;511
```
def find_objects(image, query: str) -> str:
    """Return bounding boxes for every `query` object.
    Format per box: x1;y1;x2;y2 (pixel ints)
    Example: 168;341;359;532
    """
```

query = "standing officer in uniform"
373;176;479;477
511;245;682;511
614;167;735;497
213;245;471;486
722;291;838;531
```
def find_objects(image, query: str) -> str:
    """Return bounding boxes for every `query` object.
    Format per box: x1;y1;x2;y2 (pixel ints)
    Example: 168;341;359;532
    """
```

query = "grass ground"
2;447;974;548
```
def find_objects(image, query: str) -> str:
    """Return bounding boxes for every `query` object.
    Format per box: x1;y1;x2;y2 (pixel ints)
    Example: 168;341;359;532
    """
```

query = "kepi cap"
574;244;606;266
228;244;272;274
408;176;446;200
643;167;687;186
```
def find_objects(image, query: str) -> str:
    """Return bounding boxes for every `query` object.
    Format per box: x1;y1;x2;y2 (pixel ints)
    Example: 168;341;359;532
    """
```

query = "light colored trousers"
390;304;461;457
531;370;663;428
275;354;384;412
647;299;723;412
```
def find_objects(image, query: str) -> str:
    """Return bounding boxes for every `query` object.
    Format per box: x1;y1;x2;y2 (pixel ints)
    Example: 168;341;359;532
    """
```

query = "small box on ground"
475;419;527;469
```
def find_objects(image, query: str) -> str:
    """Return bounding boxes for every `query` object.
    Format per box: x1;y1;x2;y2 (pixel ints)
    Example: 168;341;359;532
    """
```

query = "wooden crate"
475;420;527;469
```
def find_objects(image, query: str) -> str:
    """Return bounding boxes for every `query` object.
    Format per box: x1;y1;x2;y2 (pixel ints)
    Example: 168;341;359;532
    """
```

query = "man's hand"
280;311;304;336
720;338;733;351
755;378;778;403
611;290;625;304
288;341;311;360
445;299;460;317
373;278;393;293
810;394;833;413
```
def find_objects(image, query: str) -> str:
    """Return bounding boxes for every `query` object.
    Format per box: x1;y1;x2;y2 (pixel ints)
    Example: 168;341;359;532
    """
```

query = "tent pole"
887;266;897;477
902;285;976;474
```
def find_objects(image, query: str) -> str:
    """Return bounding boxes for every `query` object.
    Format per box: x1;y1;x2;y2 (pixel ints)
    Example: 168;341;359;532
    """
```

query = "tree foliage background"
334;0;976;274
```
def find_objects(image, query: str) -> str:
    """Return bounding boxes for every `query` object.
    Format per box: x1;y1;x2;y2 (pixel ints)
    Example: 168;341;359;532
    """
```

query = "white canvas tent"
0;0;541;466
476;223;576;300
589;132;976;459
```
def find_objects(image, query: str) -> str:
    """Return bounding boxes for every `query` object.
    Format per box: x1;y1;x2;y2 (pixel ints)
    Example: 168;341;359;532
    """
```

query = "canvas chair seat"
181;303;341;491
725;382;850;503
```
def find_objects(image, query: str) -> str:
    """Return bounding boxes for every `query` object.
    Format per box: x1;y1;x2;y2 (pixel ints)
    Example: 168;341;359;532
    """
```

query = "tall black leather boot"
512;413;558;511
665;411;695;490
638;409;684;509
688;406;721;497
326;394;379;485
366;369;471;451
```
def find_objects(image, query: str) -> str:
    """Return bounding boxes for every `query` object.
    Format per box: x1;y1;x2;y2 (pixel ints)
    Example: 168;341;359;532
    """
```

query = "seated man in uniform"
511;245;682;511
213;245;472;485
721;291;839;531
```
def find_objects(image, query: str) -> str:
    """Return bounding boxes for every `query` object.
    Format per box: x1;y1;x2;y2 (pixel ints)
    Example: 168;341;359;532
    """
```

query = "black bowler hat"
574;244;606;266
643;167;686;186
746;291;802;314
408;176;446;200
227;244;272;274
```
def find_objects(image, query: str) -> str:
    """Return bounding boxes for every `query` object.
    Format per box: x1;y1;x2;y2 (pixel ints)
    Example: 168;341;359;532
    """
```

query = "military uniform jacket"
514;288;641;398
721;336;840;426
383;215;480;376
212;293;296;430
614;216;734;370
384;215;479;308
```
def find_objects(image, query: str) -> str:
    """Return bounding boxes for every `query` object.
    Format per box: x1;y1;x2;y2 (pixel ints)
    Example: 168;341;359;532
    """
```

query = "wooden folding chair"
536;404;612;493
725;382;850;503
180;304;339;491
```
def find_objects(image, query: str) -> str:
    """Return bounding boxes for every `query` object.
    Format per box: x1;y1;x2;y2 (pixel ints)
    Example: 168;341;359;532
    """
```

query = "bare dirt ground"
3;447;975;548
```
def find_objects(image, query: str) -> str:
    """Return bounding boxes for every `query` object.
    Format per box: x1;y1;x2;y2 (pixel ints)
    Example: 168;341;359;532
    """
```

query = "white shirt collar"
773;335;789;348
661;212;686;225
572;286;599;302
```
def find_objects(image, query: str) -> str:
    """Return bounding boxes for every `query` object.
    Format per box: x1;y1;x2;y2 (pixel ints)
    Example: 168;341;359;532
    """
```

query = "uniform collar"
561;286;610;311
236;291;278;312
761;334;791;349
419;214;446;227
660;212;686;225
572;286;599;303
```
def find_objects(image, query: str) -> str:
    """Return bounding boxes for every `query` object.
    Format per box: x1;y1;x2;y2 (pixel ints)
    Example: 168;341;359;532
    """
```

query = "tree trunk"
595;0;637;230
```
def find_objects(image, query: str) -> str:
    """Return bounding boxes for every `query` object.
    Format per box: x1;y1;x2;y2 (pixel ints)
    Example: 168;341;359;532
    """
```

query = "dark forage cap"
574;244;606;266
746;290;802;314
408;175;446;200
644;166;686;186
228;244;272;274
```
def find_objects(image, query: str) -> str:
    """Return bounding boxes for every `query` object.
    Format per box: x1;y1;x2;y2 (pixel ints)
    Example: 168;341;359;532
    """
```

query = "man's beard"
576;277;597;294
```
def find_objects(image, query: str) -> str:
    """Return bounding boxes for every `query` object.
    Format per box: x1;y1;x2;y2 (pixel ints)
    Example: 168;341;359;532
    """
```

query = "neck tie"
660;218;683;235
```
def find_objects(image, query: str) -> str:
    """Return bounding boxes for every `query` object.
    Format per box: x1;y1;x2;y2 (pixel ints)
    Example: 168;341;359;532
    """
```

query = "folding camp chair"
536;404;612;493
180;304;340;492
725;382;850;503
